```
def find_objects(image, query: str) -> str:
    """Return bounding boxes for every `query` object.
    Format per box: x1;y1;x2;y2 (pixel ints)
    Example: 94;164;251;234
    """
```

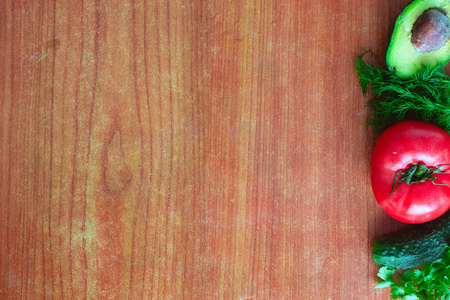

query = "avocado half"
387;0;450;78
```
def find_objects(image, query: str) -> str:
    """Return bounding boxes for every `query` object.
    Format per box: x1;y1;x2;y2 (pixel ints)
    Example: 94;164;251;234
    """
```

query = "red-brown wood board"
0;0;420;299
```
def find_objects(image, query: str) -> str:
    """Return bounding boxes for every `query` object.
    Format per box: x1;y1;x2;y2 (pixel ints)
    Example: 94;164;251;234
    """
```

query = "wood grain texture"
0;0;414;299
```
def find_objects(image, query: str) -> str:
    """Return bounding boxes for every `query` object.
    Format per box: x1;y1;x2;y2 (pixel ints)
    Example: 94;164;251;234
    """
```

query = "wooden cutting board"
0;0;413;298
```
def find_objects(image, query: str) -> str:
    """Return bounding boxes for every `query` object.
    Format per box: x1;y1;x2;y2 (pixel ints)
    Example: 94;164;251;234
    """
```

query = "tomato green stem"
388;163;450;202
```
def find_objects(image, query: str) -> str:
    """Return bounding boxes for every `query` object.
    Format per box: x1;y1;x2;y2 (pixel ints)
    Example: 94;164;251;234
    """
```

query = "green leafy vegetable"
354;51;450;133
376;249;450;299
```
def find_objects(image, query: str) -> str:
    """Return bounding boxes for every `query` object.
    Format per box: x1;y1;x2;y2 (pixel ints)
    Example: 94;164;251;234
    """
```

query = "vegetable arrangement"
356;0;450;299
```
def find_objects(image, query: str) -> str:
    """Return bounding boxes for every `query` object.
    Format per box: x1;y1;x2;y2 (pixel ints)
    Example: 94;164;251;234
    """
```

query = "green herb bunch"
376;249;450;299
354;52;450;133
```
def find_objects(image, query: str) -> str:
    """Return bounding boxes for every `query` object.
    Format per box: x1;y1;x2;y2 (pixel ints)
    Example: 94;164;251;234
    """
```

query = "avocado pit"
411;8;450;53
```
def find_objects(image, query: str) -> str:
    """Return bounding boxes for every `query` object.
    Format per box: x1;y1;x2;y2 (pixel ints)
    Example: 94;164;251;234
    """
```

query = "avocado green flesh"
372;209;450;269
386;0;450;79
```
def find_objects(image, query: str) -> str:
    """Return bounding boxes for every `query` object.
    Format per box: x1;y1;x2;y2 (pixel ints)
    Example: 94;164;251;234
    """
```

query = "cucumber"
372;210;450;269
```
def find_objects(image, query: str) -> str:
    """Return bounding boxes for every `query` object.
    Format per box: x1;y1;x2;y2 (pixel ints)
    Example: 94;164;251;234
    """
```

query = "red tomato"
371;121;450;223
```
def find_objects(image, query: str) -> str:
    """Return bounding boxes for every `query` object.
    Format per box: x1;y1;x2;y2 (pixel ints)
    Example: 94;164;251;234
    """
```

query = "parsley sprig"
376;249;450;299
354;52;450;133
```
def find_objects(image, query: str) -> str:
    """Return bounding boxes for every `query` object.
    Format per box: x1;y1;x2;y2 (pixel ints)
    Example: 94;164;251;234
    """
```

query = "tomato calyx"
388;163;450;202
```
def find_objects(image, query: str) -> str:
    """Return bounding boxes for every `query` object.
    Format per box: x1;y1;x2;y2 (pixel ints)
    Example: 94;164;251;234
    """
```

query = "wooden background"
0;0;415;299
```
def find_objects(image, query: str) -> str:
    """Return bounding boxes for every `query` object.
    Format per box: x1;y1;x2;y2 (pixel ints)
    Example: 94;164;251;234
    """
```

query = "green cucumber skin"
372;211;450;269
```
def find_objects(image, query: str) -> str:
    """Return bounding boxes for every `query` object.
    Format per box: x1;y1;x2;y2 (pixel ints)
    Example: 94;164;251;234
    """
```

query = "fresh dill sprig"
354;51;450;133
